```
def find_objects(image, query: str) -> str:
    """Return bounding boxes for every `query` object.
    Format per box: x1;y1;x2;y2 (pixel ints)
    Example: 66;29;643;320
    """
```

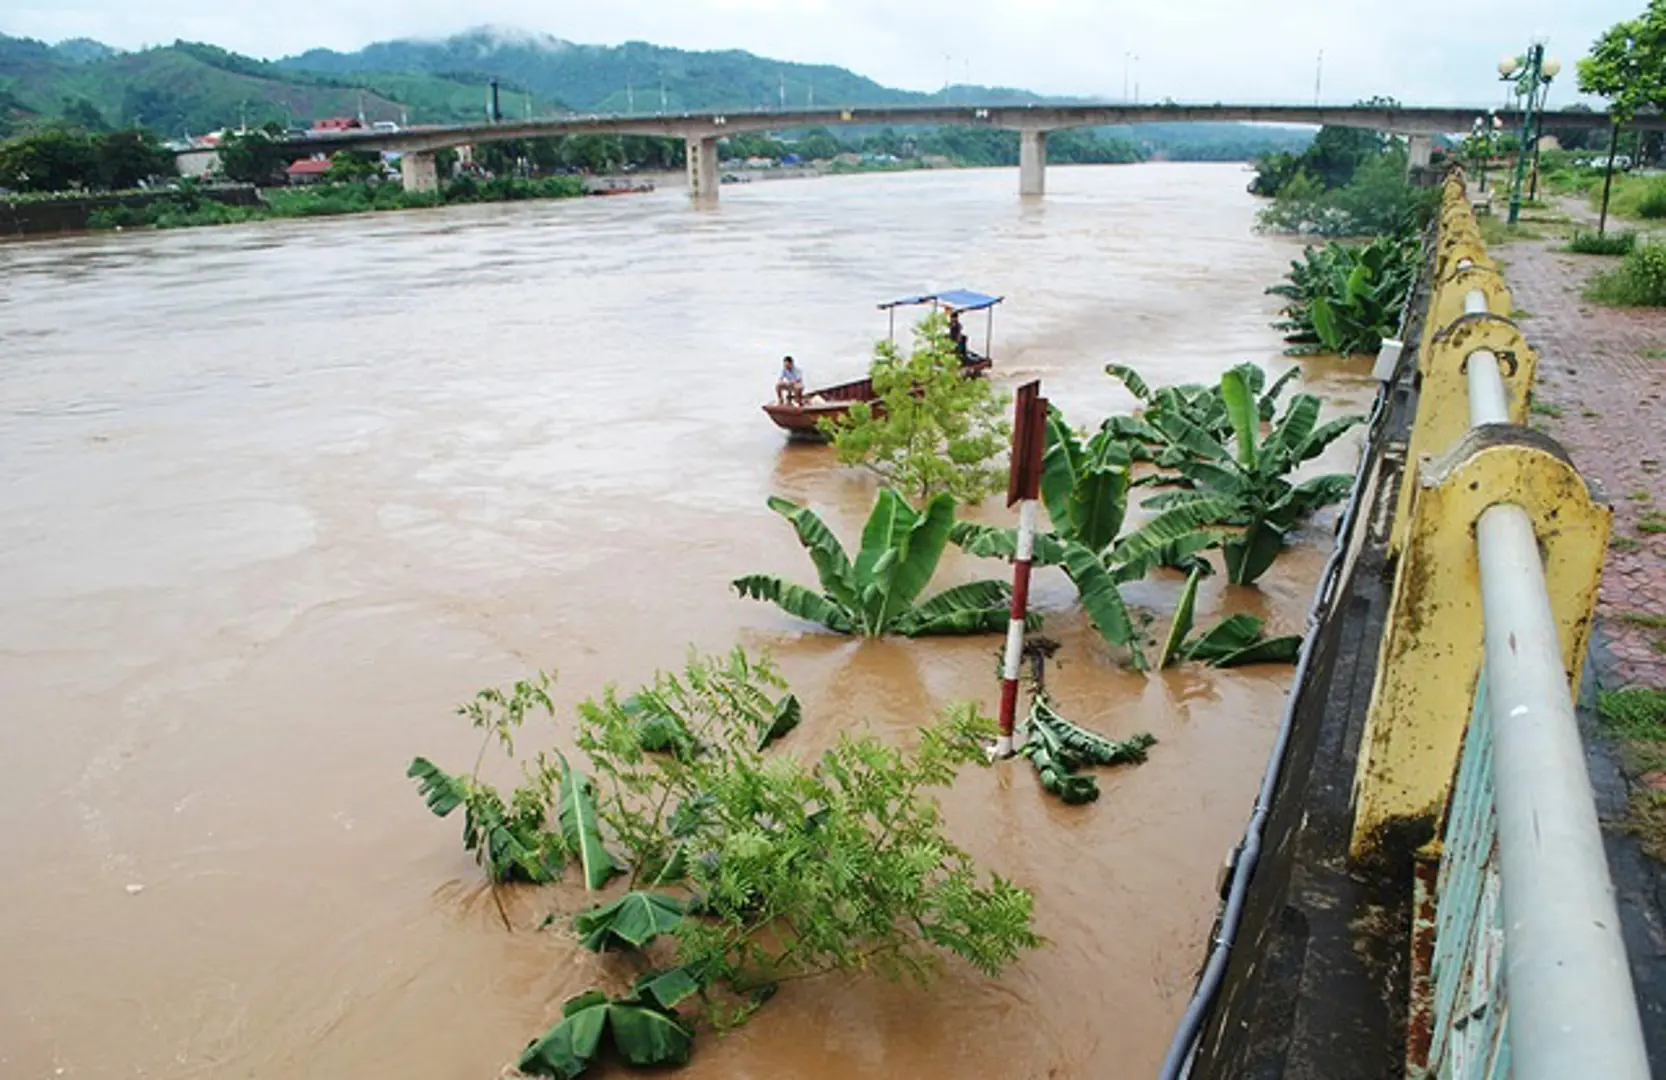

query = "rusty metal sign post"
996;380;1047;758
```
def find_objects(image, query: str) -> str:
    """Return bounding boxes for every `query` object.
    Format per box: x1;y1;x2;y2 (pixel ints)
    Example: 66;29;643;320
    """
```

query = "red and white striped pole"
997;381;1047;758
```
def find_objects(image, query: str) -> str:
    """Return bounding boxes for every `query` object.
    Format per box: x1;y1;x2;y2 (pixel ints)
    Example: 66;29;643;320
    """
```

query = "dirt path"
1498;234;1666;689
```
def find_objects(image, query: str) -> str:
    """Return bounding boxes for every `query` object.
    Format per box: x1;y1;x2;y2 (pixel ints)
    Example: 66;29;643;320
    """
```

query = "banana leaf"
1219;367;1259;471
1069;459;1131;552
1019;735;1100;804
408;756;467;817
621;690;697;758
1259;367;1302;418
765;496;859;609
1105;498;1237;580
604;999;694;1067
867;492;956;632
731;574;856;634
1223;519;1288;586
557;754;617;891
854;488;919;583
407;758;564;883
1040;412;1085;535
574;890;687;952
1182;613;1301;667
1031;697;1156;767
1104;362;1153;402
1296;415;1365;462
1309;295;1341;351
1266;473;1354;529
518;990;610;1079
892;580;1021;637
518;988;694;1079
756;693;801;750
631;967;702;1011
1061;542;1146;670
1159;567;1204;669
1151;409;1231;463
1263;393;1321;472
948;521;1069;566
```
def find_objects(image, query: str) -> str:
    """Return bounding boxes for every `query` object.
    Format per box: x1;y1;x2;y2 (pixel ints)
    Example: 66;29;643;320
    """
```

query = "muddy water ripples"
0;164;1373;1079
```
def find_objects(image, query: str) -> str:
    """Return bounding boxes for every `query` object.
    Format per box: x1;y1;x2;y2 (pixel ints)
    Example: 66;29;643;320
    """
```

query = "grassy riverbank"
86;175;585;230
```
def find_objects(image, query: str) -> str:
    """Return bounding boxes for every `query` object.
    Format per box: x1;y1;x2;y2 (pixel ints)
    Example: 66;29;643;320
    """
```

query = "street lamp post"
1498;45;1558;226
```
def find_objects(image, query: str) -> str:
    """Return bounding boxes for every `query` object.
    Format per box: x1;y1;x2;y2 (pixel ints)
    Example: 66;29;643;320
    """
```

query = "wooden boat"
762;289;1002;440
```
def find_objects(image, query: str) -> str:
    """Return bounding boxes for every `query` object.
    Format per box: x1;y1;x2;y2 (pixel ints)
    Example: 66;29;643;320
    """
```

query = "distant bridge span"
185;103;1658;199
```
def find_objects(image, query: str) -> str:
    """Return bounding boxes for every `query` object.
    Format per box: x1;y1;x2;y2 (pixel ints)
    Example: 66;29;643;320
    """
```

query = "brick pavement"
1500;236;1666;689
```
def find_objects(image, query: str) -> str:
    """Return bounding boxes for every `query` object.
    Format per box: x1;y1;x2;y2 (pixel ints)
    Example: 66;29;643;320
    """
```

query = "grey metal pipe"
1475;504;1651;1079
1466;348;1510;425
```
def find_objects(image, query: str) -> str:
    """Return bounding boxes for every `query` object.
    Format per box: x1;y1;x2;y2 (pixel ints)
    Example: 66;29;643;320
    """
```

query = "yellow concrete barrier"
1351;427;1609;861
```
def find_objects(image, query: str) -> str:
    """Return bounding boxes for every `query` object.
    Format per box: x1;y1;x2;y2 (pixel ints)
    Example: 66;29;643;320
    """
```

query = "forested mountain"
0;32;555;137
0;24;1312;160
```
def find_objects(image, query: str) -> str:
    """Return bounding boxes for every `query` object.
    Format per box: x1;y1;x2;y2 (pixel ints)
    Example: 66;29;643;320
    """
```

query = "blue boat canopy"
879;289;1004;313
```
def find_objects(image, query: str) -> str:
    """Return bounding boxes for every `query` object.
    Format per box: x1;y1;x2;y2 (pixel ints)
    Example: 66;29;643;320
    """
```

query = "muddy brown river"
0;163;1373;1079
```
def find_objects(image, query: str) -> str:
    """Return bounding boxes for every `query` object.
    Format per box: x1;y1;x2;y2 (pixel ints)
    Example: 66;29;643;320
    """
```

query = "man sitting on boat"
776;356;804;406
947;311;970;363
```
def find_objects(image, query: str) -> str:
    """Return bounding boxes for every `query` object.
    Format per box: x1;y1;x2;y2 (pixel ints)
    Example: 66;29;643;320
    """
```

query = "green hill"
0;33;558;136
282;26;931;114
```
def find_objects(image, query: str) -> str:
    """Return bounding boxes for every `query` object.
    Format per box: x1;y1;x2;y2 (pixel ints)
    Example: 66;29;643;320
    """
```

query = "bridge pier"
1407;135;1434;173
1019;129;1048;196
401;151;439;194
686;136;719;200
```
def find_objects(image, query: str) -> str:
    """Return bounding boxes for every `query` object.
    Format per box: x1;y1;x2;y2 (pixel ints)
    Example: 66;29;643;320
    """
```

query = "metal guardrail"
1394;180;1649;1079
1419;284;1650;1079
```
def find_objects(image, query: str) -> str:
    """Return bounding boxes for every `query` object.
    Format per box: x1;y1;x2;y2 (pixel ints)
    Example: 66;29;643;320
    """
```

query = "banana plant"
1139;368;1361;585
1104;361;1303;466
733;489;1022;637
952;412;1233;668
1157;567;1303;668
1269;235;1418;356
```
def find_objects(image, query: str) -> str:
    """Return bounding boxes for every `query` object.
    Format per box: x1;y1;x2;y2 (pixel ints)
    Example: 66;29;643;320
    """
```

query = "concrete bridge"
187;102;1657;199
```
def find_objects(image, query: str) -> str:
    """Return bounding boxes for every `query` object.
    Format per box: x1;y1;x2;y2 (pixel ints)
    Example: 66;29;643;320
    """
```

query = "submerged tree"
822;312;1010;506
407;650;1040;1078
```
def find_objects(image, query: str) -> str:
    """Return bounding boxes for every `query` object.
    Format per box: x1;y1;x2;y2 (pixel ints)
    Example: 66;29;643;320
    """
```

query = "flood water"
0;164;1373;1079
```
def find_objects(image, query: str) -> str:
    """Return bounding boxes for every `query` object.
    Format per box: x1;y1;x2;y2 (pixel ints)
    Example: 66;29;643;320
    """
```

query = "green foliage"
325;149;383;183
1588;240;1666;307
217;127;291;185
413;650;1037;1072
1019;695;1155;804
734;489;1019;637
1578;5;1666;124
518;986;693;1079
1138;368;1361;585
1158;568;1302;667
1269;233;1420;355
83;174;582;231
1248;103;1395;196
1257;148;1438;237
574;891;687;951
824;313;1010;505
1600;687;1666;737
951;408;1233;667
1566;228;1638;255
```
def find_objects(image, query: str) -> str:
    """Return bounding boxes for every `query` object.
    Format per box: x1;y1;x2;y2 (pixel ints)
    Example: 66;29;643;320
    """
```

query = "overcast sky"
1;0;1641;106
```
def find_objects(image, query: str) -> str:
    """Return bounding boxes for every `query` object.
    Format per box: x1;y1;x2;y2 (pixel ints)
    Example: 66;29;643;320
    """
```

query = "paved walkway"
1499;232;1666;688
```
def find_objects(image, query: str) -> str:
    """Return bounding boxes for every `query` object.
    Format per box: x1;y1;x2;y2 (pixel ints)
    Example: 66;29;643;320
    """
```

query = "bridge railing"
1353;173;1649;1079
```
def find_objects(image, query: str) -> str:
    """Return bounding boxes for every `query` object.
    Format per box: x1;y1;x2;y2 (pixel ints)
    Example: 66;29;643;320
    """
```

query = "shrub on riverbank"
1566;228;1638;255
86;175;585;230
1588;240;1666;306
1256;151;1437;237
